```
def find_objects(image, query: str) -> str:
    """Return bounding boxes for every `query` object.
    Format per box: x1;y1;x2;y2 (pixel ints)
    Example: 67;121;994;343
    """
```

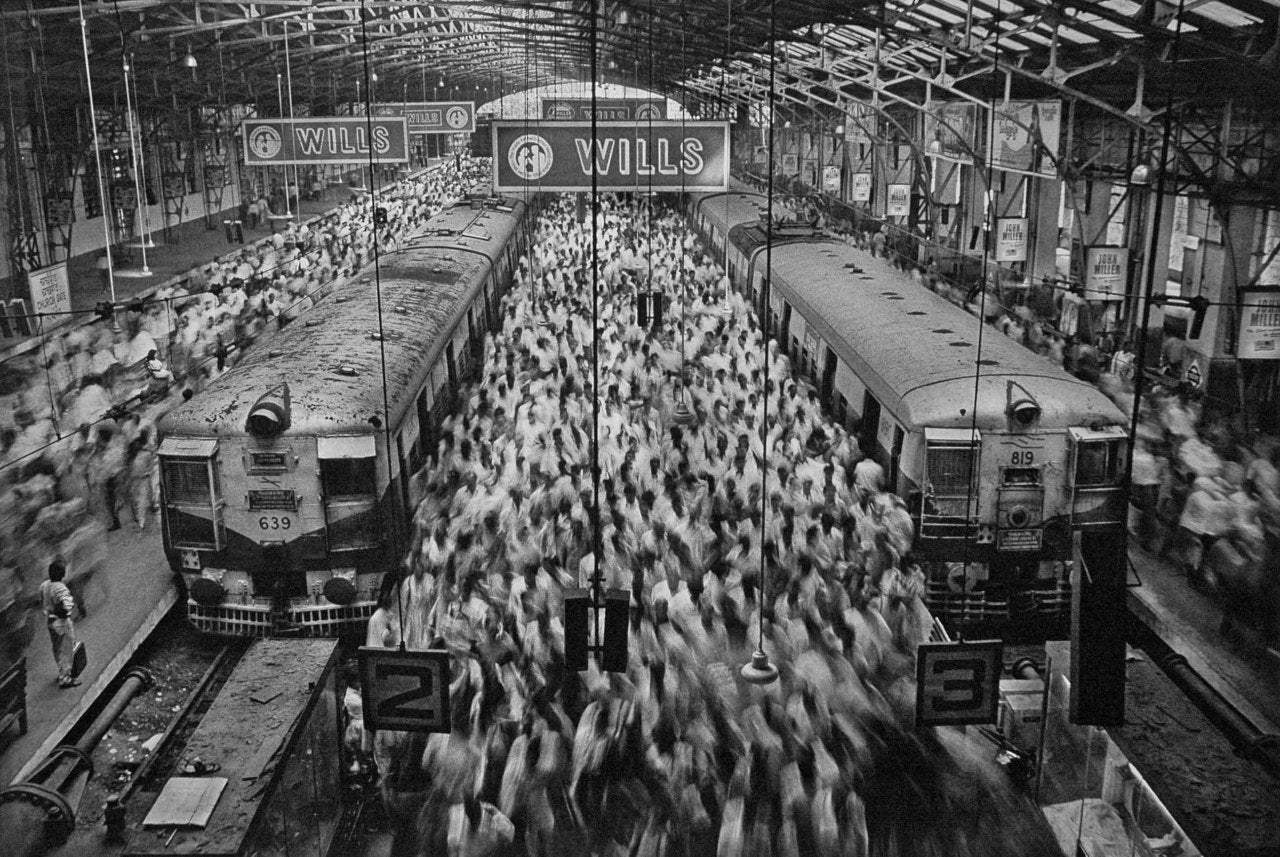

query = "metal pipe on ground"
1153;651;1280;776
0;667;154;857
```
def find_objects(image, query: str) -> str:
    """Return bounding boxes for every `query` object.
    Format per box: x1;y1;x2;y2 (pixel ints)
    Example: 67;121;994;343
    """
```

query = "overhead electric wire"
358;0;405;649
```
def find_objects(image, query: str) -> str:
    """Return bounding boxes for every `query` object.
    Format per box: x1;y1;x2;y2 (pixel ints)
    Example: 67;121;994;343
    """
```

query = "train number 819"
259;516;292;530
1010;451;1035;465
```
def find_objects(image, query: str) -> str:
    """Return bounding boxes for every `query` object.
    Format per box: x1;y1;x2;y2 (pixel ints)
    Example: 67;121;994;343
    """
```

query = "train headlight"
1008;506;1032;528
189;577;226;606
1008;398;1041;427
322;577;357;605
246;382;292;437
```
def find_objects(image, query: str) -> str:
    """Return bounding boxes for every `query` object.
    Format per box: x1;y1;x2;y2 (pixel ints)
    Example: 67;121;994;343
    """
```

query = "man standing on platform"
39;558;79;688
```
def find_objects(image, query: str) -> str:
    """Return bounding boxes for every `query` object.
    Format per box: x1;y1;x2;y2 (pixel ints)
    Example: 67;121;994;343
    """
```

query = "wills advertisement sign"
243;117;409;165
372;101;475;134
491;121;728;192
541;98;666;121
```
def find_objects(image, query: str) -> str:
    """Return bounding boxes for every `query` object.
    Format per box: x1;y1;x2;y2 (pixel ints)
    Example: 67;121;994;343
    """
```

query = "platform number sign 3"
915;640;1003;727
358;647;451;733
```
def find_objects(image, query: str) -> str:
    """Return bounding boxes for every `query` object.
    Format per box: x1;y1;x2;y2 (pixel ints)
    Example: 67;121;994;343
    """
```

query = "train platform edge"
1126;545;1280;739
1;529;178;787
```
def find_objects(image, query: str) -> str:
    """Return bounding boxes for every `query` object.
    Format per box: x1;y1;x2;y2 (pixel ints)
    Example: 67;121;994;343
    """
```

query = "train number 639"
258;516;292;530
1010;450;1035;465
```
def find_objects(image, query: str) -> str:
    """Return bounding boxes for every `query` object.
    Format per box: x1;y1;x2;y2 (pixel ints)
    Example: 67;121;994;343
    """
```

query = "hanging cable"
742;0;779;686
1124;0;1187;490
954;0;1004;631
76;0;117;312
588;0;604;663
357;0;404;648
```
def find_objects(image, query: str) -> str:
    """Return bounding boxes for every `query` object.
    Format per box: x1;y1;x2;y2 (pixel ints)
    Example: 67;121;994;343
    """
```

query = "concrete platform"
0;526;176;786
1127;545;1280;738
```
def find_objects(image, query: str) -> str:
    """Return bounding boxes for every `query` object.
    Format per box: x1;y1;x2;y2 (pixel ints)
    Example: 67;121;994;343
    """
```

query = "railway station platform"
0;527;176;787
0;161;447;364
1127;545;1280;740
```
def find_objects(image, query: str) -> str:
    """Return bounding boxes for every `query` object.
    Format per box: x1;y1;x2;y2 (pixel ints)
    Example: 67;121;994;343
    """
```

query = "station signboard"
372;101;475;134
27;262;71;318
359;647;451;733
491;120;729;193
915;640;1003;727
243;117;409;166
542;98;665;121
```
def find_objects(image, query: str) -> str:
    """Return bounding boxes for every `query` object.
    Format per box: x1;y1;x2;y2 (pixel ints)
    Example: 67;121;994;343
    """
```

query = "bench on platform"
0;657;28;746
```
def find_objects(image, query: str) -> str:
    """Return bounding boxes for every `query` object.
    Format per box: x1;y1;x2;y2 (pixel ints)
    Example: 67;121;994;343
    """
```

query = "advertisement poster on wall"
781;153;799;175
988;100;1062;175
995;217;1028;262
923;101;977;162
851;172;872;202
1236;288;1280;359
886;184;911;217
1085;246;1129;301
822;165;841;193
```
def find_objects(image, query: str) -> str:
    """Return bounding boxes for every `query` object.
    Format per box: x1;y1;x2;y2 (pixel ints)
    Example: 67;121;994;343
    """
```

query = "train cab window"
318;435;380;551
1069;427;1127;487
320;457;376;500
158;438;222;550
924;428;981;499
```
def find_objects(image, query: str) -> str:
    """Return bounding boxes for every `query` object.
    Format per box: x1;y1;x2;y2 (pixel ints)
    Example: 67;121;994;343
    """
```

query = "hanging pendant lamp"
741;0;780;687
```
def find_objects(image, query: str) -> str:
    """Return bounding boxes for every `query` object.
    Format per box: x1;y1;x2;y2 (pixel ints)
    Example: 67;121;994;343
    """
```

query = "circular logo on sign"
508;134;553;181
1185;362;1202;388
634;103;661;121
546;101;575;120
445;106;469;130
248;126;283;160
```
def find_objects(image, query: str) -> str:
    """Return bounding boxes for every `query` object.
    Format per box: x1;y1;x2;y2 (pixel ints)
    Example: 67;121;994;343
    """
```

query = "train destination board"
492;120;729;192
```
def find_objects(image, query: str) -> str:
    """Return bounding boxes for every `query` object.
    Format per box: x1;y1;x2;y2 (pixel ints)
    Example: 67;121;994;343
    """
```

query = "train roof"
768;240;1128;432
160;198;525;439
695;189;766;234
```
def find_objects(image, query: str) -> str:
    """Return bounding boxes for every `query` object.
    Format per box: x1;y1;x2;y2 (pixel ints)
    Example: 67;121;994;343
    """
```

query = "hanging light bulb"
618;8;630;26
740;649;779;684
183;45;198;68
371;72;379;82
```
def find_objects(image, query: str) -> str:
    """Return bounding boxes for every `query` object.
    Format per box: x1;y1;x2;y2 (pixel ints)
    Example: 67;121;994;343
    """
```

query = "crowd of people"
351;194;1062;857
0;156;485;670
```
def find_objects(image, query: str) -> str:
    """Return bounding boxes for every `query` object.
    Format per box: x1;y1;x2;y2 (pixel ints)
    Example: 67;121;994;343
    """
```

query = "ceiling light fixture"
183;45;197;68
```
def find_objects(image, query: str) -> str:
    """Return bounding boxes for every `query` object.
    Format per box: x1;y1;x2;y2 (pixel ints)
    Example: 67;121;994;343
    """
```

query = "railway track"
56;615;250;833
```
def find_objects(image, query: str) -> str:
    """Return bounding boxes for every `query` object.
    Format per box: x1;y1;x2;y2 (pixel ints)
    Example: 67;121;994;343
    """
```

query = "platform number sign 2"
358;647;451;733
915;640;1003;727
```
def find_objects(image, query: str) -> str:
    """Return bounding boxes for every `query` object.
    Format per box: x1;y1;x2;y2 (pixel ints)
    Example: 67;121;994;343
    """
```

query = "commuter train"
689;187;1129;630
157;192;530;635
